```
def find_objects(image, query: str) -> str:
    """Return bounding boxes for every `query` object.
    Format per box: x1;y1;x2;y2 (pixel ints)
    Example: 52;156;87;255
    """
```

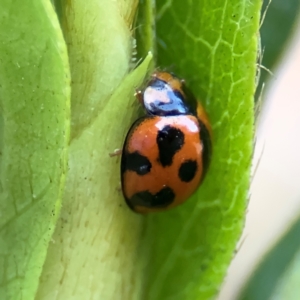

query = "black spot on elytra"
178;160;198;182
129;187;175;208
198;120;212;176
121;151;151;175
156;126;184;166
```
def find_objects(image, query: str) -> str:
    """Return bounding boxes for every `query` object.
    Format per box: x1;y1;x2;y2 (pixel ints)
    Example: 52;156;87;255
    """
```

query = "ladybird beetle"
121;71;212;213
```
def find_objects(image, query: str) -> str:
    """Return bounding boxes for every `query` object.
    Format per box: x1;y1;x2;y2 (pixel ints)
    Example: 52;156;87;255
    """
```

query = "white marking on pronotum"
155;116;199;133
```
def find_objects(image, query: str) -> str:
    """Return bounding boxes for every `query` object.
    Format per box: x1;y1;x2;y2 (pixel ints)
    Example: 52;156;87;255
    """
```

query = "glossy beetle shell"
121;72;212;213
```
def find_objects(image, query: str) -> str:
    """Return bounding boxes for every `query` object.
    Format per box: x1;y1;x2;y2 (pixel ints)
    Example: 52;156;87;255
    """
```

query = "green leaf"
272;247;300;300
0;1;70;299
36;53;153;299
141;1;260;299
136;0;156;62
1;0;259;299
54;0;140;139
238;216;300;300
36;1;153;298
